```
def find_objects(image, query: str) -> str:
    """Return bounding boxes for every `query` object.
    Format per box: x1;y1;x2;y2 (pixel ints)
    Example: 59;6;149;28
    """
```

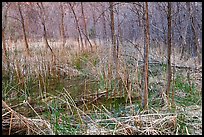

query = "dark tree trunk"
60;3;66;49
143;2;150;110
69;3;84;52
166;2;172;107
18;3;30;56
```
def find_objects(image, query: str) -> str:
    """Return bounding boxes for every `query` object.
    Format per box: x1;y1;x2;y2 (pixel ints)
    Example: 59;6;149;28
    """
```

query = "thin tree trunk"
102;3;107;43
91;3;97;48
109;2;119;98
140;3;145;104
2;3;8;64
37;2;54;56
60;3;66;49
172;30;175;109
116;3;121;60
190;3;201;64
42;21;54;55
2;30;10;73
109;2;118;74
81;2;89;51
2;30;7;61
166;2;172;108
143;2;150;110
69;3;84;52
18;3;30;56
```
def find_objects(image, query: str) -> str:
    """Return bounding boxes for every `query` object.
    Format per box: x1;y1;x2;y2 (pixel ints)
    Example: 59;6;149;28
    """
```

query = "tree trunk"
109;2;119;98
42;22;53;54
69;3;84;52
91;3;97;48
190;3;201;64
18;3;30;56
60;3;66;49
166;2;172;108
142;2;150;110
81;2;89;51
116;3;121;61
109;2;118;73
102;3;107;44
2;3;9;64
37;3;55;56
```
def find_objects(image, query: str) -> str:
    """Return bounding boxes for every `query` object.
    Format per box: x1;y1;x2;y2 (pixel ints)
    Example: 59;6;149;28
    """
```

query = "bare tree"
166;2;172;107
142;2;150;110
189;2;201;64
2;2;11;74
18;2;31;56
69;2;84;52
92;3;97;47
37;2;54;56
2;2;9;62
116;3;121;59
80;2;89;51
60;2;66;49
101;3;107;42
109;2;120;98
109;2;118;75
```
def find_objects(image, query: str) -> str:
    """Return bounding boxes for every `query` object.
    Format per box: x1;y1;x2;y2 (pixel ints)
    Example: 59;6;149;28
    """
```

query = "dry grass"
2;39;202;135
2;100;53;135
79;105;178;135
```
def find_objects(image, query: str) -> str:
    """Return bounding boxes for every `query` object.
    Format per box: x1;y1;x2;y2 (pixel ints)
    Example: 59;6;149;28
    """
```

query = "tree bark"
91;3;97;47
37;2;54;56
102;3;107;42
109;2;118;74
18;3;31;56
60;3;66;49
166;2;172;107
142;2;150;110
69;3;84;52
190;3;201;64
2;3;9;64
81;2;89;51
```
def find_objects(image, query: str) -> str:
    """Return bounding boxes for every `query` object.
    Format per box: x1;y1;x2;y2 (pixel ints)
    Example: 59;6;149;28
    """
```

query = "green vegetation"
174;75;201;106
2;1;202;135
71;52;99;70
2;43;202;135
